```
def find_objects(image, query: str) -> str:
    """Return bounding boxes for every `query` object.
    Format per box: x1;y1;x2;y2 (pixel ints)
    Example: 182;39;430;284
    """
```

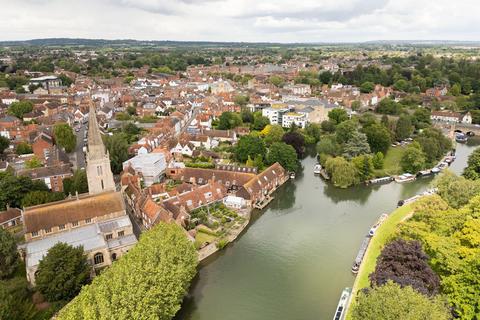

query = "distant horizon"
2;37;480;45
3;1;480;43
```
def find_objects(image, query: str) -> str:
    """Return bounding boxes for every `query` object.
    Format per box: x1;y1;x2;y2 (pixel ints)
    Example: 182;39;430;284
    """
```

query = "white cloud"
0;0;479;42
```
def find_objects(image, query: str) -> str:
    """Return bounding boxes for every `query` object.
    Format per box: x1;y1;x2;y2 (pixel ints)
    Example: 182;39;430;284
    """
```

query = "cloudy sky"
1;0;479;42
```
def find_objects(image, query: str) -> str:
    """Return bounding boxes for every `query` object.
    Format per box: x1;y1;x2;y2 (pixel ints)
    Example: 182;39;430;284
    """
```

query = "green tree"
450;83;461;96
104;133;129;174
261;124;284;145
63;169;89;195
15;142;32;155
304;123;322;143
335;119;358;144
235;135;266;163
325;157;359;188
268;75;285;87
328;108;349;125
363;123;391;154
0;277;38;320
233;95;249;107
218;112;242;130
25;156;42;169
395;115;414;141
351;100;361;111
0;172;48;209
0;136;10;154
316;135;341;157
434;170;480;208
21;191;65;207
415;128;452;166
251;114;270;131
282;131;305;156
57;223;198;320
412;108;431;129
372;152;385;169
400;143;426;173
352;281;450;320
463;147;480;180
267;142;298;172
8;101;33;119
0;228;19;279
360;81;375;93
319;71;333;84
393;79;410;92
342;131;371;159
54;123;76;153
352;155;374;181
321;120;336;133
36;243;90;302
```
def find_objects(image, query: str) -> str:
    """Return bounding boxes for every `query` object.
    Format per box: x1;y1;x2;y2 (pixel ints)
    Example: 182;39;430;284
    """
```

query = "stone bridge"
453;123;480;136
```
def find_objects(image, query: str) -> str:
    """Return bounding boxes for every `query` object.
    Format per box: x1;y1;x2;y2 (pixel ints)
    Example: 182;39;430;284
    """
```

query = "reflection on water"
179;141;480;320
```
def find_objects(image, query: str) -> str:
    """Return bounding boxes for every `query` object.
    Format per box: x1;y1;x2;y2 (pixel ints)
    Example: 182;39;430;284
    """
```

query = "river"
178;139;480;320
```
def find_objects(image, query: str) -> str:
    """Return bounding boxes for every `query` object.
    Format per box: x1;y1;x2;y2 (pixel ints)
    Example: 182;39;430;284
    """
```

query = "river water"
179;140;479;320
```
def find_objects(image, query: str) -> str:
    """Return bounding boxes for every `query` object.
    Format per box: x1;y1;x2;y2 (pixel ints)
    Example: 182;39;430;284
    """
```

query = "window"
97;165;103;176
32;231;39;237
59;224;65;230
72;221;78;227
86;218;92;224
118;230;125;237
111;253;117;261
94;253;104;265
45;228;52;234
106;233;113;240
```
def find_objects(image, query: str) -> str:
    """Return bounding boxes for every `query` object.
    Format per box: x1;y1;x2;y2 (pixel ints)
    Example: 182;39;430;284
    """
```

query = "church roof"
23;191;125;233
87;104;107;159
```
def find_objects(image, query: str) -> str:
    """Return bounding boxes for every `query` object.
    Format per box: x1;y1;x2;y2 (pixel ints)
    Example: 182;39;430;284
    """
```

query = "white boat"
438;162;449;170
333;287;352;320
290;172;296;179
431;167;441;174
395;173;416;183
314;164;322;175
368;213;389;237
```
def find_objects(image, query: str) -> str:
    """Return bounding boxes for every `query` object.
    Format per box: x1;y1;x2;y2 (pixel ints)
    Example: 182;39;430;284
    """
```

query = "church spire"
86;103;115;194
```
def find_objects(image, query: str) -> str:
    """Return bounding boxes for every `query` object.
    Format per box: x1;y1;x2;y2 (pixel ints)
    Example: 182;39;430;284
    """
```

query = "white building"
123;153;167;187
262;106;290;125
282;112;308;129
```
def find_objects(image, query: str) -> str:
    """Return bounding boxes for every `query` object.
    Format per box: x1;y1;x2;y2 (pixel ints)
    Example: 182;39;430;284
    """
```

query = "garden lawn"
375;146;406;177
346;203;413;319
194;230;217;249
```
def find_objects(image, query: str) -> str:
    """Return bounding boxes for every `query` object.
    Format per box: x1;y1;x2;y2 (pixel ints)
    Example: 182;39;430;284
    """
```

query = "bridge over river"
177;140;480;320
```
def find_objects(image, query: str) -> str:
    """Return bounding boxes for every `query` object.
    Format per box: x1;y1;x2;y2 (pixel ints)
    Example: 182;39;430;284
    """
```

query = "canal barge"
333;287;351;320
394;173;416;183
365;176;393;185
351;236;371;274
368;213;389;237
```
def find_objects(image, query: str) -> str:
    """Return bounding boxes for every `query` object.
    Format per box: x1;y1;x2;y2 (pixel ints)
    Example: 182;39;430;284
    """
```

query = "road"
68;121;87;170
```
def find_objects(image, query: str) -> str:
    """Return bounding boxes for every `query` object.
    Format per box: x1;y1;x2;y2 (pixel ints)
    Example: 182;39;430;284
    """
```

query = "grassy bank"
374;146;406;177
346;203;414;319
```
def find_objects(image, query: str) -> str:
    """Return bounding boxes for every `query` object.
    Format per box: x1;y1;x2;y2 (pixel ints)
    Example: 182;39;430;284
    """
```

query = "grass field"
346;203;414;319
194;230;217;249
374;146;407;177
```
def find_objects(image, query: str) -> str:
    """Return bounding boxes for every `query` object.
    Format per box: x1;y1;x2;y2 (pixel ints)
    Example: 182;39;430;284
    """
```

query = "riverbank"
345;203;414;319
198;209;251;262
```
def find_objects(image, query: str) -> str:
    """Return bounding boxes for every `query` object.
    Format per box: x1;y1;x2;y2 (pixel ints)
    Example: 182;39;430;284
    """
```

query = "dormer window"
32;231;39;237
45;228;52;234
86;218;92;224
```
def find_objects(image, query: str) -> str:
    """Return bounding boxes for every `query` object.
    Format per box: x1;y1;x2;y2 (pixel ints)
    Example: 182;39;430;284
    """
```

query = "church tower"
86;104;115;194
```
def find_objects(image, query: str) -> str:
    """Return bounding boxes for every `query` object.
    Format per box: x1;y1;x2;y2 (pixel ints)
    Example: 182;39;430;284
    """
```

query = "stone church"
21;104;137;284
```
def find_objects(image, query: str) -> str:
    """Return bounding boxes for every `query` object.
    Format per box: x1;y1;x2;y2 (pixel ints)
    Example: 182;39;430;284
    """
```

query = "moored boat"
368;213;389;237
395;173;416;183
431;167;441;174
290;172;296;179
314;164;321;175
333;287;352;320
456;132;468;143
366;176;393;185
352;236;371;274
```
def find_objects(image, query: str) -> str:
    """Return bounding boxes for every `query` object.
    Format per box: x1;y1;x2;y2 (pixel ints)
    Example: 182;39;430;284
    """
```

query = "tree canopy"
58;223;198;320
104;133;130;174
352;281;450;320
267;142;298;172
54;123;76;153
325;157;359;188
0;228;19;280
36;243;90;302
400;143;426;173
218;111;242;130
328;108;348;124
8;101;33;119
234;135;266;163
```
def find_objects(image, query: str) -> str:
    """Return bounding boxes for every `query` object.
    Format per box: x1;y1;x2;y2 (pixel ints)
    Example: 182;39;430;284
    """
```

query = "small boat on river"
368;213;389;237
333;287;351;320
314;164;322;175
351;236;371;274
456;132;468;143
395;173;416;183
366;176;393;185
